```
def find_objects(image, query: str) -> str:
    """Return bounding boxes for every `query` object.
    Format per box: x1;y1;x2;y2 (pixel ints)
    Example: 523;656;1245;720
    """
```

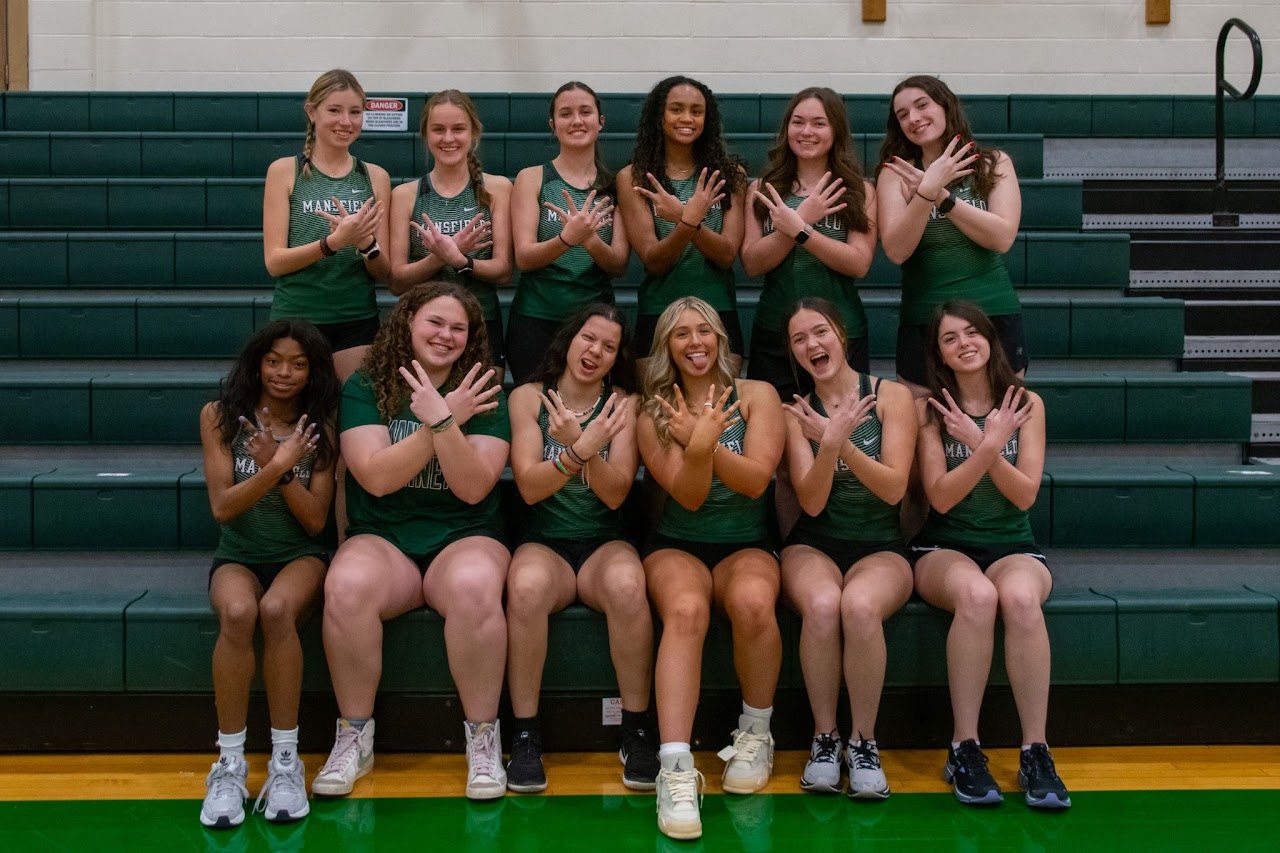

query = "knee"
841;591;882;636
601;569;648;615
446;573;504;623
323;567;377;622
506;572;552;619
257;594;300;635
725;588;779;635
216;597;258;641
800;589;842;636
999;587;1046;632
661;595;710;637
953;580;998;625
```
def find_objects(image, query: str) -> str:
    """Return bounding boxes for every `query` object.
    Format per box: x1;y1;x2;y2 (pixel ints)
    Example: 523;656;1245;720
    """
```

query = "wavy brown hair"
641;296;737;446
532;303;637;395
550;81;614;195
754;88;869;233
876;75;1001;201
362;281;493;422
302;69;365;179
422;90;492;210
924;300;1023;428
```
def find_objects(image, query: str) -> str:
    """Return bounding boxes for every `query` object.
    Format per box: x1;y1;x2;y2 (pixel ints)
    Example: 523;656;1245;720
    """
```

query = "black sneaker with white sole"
943;740;1003;806
1018;743;1072;809
505;729;547;793
619;725;659;790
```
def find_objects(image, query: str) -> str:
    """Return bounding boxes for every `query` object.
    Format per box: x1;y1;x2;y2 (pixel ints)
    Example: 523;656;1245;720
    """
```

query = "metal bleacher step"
1044;138;1280;180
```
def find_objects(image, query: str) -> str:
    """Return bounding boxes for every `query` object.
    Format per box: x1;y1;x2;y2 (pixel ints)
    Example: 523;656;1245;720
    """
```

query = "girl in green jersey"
913;301;1069;811
508;83;630;385
744;88;878;400
263;69;392;383
877;76;1026;396
198;319;340;829
389;91;513;368
780;298;915;800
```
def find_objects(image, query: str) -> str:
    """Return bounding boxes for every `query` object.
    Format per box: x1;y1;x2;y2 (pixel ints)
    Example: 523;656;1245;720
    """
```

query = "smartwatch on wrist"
794;224;814;246
358;239;381;261
458;257;476;275
277;469;297;487
937;192;958;215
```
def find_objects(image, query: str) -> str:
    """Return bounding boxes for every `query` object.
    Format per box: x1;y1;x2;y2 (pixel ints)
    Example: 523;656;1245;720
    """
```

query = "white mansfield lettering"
389;419;449;490
945;435;1018;460
301;197;364;215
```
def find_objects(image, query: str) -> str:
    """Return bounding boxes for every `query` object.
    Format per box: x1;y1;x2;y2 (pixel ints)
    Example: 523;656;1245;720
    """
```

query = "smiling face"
410;295;470;371
306;88;364;150
788;308;846;382
787;97;834;164
564;314;621;385
662;84;706;149
260;337;310;403
551;87;603;150
936;313;991;374
668;307;718;378
425;102;474;168
892;86;949;149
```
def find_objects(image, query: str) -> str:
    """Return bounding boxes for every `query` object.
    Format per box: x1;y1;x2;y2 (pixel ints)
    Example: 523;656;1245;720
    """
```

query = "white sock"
742;703;772;729
217;728;246;763
659;742;692;759
271;726;299;763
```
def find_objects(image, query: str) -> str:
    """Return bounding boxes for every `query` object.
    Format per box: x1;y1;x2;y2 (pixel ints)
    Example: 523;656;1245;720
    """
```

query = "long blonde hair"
642;296;737;445
302;69;365;178
422;90;491;210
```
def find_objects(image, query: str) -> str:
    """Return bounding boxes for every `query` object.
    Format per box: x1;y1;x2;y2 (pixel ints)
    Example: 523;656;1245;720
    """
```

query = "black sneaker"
1018;743;1072;809
943;740;1003;806
505;729;546;793
619;725;659;791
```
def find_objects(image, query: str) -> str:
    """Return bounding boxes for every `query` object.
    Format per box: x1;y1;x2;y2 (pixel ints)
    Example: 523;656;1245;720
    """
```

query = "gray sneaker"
199;756;248;829
254;751;309;822
465;720;507;800
847;738;890;800
800;732;843;794
313;719;375;796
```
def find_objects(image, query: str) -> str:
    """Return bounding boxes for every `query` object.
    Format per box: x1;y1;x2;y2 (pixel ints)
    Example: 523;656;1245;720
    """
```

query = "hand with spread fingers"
980;385;1034;450
274;414;320;473
537;387;588;448
442;362;502;427
680;168;727;227
576;393;631;459
887;135;979;206
412;212;489;269
928;387;987;452
316;195;382;249
655;384;698;448
544;188;614;247
687;383;740;456
635;172;688;224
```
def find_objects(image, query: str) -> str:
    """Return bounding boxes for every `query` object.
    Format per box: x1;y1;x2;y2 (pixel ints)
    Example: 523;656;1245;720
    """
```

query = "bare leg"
987;555;1054;745
209;565;265;734
780;545;844;734
644;550;713;743
712;548;782;711
257;556;327;730
505;543;577;718
578;541;653;711
841;553;914;739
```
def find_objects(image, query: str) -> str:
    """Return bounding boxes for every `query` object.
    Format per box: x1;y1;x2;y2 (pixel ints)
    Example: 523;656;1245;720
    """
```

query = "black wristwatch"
937;192;958;215
458;257;476;275
277;469;297;487
358;239;381;261
794;224;814;245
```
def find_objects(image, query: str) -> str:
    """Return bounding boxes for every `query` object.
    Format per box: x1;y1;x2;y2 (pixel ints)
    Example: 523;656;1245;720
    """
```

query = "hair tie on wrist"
558;233;573;248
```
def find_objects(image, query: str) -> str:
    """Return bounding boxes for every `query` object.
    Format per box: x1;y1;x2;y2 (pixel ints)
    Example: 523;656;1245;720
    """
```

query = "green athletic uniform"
340;370;510;555
212;425;325;565
791;374;899;545
510;163;616;321
899;175;1019;326
638;176;734;314
658;385;769;543
527;390;623;540
410;176;499;322
922;417;1032;545
272;155;378;325
756;194;867;338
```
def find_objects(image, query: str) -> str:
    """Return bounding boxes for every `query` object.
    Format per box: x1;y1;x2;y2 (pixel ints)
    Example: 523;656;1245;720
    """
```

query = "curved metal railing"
1214;18;1263;226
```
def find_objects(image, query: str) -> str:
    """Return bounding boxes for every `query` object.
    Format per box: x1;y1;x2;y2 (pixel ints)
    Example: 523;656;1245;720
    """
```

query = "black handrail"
1214;18;1263;226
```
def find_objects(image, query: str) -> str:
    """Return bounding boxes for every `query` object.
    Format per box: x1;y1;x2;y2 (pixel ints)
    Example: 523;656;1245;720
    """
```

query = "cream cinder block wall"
27;0;1277;94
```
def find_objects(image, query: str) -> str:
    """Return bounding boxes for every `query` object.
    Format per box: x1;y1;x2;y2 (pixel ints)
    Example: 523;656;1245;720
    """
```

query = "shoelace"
731;729;769;763
319;727;361;776
659;768;706;811
1022;745;1057;783
253;758;304;814
207;760;248;801
850;741;880;771
955;743;990;779
811;734;840;765
469;726;499;778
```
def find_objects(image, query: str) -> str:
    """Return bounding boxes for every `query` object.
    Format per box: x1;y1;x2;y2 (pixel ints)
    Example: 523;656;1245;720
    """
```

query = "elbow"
798;498;824;518
301;518;327;537
994;232;1018;254
601;492;626;511
1013;492;1038;512
883;244;909;266
883;485;908;506
210;506;235;526
263;257;286;279
742;479;771;500
517;483;540;506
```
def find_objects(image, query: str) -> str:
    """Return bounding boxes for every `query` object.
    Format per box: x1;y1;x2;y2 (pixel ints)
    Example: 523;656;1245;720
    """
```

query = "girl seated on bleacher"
912;300;1070;810
313;282;512;801
877;75;1025;397
198;319;341;829
262;69;391;384
503;303;658;793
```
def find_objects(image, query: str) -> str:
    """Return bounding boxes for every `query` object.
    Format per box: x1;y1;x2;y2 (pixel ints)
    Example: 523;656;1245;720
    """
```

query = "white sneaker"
847;738;890;800
800;732;843;794
656;752;704;840
720;713;775;794
254;750;310;822
199;756;248;828
465;720;507;800
312;719;375;796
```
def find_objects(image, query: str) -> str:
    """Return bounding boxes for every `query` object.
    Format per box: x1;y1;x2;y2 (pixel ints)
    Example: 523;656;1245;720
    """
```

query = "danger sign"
364;97;409;132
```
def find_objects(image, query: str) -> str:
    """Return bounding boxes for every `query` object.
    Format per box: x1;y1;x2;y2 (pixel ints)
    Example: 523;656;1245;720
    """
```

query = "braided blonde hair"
302;69;365;178
421;90;492;210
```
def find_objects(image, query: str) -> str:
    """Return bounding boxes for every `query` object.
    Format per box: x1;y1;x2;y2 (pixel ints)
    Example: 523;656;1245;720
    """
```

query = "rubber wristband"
277;469;296;486
429;413;455;434
915;190;937;206
319;236;336;257
680;218;702;230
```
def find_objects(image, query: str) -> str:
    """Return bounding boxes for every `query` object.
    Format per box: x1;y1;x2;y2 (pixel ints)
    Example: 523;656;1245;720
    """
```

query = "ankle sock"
271;726;299;762
343;717;370;732
217;728;246;763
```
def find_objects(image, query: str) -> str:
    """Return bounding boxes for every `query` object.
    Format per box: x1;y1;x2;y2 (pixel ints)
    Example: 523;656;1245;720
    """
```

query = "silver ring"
703;402;714;408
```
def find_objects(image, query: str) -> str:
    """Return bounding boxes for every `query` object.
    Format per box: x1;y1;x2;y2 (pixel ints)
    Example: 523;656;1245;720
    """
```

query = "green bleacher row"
0;290;1180;361
3;457;1276;551
0;131;1047;180
0;175;1084;231
2;91;1276;137
0;230;1129;289
4;584;1279;693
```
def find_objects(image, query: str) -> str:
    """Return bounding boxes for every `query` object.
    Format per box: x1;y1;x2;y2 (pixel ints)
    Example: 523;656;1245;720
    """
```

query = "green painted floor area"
3;790;1279;852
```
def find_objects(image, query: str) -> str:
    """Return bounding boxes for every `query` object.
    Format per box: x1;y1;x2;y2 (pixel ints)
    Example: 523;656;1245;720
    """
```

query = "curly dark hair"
924;300;1024;428
530;303;637;395
213;319;340;469
362;281;494;422
629;75;745;209
754;87;869;233
550;81;615;196
876;75;1002;201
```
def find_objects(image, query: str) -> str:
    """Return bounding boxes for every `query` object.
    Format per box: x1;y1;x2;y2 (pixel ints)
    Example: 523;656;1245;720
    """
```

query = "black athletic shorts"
481;313;506;373
634;309;744;362
641;532;775;569
314;316;380;353
784;530;911;570
518;534;631;573
895;312;1029;387
908;540;1048;572
504;313;564;387
748;322;870;401
409;531;508;576
208;554;329;589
